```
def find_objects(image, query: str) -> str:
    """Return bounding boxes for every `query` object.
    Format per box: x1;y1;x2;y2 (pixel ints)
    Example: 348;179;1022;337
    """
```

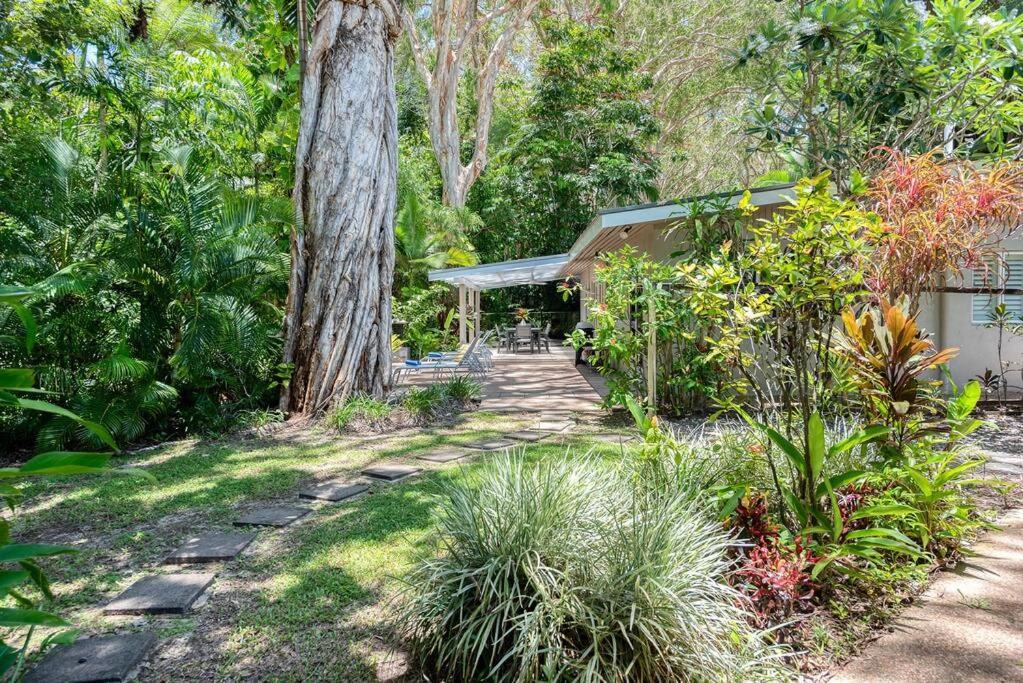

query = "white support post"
646;291;656;410
474;289;482;338
458;283;468;344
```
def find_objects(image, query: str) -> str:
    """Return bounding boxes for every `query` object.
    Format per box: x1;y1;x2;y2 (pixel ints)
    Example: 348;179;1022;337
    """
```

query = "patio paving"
480;346;605;413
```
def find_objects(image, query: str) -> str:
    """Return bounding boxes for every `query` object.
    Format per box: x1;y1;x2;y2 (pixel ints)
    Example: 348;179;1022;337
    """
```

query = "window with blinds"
971;254;1023;324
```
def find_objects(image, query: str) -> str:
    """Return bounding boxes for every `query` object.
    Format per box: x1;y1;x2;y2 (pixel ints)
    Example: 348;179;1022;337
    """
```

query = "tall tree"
282;0;400;415
402;0;540;207
473;19;659;261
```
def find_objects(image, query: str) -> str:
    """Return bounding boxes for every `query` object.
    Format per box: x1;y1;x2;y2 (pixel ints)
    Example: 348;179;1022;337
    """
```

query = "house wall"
577;206;1021;389
920;236;1023;388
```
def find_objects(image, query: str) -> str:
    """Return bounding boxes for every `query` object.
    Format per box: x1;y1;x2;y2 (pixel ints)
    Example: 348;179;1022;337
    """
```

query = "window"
972;254;1023;324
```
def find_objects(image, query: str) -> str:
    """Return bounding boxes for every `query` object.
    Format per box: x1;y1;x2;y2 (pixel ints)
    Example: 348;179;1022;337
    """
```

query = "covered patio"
425;254;605;412
427;253;571;344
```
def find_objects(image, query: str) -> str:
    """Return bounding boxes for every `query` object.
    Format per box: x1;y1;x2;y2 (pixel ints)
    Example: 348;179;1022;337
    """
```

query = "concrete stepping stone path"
465;438;516;451
234;506;310;527
505;430;549;442
299;481;369;502
534;420;574;432
25;633;158;683
104;573;215;615
417;447;470;463
164;532;256;564
362;464;422;481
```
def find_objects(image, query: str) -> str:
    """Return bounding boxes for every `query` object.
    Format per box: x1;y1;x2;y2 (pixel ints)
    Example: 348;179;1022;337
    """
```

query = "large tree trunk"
282;0;400;416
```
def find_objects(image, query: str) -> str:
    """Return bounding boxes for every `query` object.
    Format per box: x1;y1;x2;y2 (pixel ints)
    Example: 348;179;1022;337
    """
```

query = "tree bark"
282;0;400;415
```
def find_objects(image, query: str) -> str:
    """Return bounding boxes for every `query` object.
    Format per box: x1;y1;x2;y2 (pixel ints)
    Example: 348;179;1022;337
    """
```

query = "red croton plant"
862;148;1023;314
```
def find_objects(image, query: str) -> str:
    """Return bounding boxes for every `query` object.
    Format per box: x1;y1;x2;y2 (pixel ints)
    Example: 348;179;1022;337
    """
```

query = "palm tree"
394;189;480;292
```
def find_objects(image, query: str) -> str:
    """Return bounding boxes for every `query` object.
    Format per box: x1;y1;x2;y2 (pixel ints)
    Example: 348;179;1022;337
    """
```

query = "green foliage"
392;284;458;359
441;375;482;403
471;18;660;262
399;452;788;681
736;0;1023;189
326;394;392;431
0;0;296;448
0;286;152;678
401;384;446;421
680;175;871;424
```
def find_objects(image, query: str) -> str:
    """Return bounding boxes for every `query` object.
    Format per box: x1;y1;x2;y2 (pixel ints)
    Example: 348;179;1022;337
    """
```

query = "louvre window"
971;254;1023;324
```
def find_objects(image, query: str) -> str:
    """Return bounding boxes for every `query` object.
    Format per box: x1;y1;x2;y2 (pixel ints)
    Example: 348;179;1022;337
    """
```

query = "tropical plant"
861;150;1023;312
835;299;959;452
399;452;789;681
0;285;148;678
401;384;447;422
326;394;392;432
393;189;479;291
736;0;1023;191
442;375;482;403
984;302;1015;401
680;174;871;426
2;142;290;447
472;18;660;263
877;380;992;558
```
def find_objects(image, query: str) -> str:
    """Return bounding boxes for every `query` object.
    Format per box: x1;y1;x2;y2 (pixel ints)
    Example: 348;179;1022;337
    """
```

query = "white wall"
925;237;1023;388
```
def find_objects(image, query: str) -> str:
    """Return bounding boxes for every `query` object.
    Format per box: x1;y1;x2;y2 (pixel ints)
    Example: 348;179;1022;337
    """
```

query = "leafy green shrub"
442;375;482;403
399;452;789;681
326;395;392;431
401;384;446;420
1;286;151;676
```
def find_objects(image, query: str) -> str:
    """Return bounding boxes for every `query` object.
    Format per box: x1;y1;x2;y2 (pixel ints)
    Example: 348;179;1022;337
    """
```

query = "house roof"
425;182;796;290
566;183;796;266
427;253;570;290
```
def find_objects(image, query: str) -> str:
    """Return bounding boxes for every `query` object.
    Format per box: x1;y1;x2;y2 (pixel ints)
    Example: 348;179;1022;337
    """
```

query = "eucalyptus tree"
401;0;540;207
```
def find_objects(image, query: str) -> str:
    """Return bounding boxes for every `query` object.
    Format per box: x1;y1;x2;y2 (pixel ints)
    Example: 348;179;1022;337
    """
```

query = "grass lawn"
14;410;630;681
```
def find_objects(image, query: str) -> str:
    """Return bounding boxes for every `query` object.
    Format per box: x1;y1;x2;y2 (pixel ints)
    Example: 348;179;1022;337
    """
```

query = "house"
429;183;1019;389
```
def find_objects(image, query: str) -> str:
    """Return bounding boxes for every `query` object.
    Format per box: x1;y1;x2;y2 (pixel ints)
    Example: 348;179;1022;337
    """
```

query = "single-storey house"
429;183;1021;388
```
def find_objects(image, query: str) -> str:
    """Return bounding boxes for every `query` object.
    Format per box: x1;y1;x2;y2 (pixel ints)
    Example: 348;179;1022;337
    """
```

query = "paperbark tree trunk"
282;0;400;416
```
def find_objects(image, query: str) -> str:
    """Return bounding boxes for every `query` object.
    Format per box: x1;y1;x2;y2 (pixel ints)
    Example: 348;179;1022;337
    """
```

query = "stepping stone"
234;506;310;527
505;430;549;442
417;448;470;463
163;532;256;565
25;633;158;683
104;573;214;615
464;438;516;451
362;464;422;481
534;420;574;432
299;481;369;502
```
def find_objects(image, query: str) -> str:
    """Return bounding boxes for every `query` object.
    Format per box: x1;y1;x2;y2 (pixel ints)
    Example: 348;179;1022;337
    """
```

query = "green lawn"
15;411;628;681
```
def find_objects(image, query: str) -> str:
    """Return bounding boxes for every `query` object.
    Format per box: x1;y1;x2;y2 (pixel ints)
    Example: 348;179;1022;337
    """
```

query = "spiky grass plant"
326;394;392;431
442;375;483;403
399;452;790;682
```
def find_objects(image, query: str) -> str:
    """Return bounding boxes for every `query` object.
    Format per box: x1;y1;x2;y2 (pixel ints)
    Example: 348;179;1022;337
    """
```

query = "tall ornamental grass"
398;452;789;682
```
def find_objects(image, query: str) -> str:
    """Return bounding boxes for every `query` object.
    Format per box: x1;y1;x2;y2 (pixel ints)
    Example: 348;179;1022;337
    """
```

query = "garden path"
831;507;1023;683
23;406;607;681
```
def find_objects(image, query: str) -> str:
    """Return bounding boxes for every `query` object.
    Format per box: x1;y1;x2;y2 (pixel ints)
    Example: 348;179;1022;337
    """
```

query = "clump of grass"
442;375;483;403
402;384;447;422
327;394;392;431
398;452;790;682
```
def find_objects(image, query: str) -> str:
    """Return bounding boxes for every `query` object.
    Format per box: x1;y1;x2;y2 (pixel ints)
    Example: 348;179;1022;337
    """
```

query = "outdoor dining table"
504;327;542;353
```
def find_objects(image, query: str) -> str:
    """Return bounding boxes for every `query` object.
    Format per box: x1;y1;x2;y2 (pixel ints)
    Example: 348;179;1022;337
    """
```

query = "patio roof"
427;253;570;290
